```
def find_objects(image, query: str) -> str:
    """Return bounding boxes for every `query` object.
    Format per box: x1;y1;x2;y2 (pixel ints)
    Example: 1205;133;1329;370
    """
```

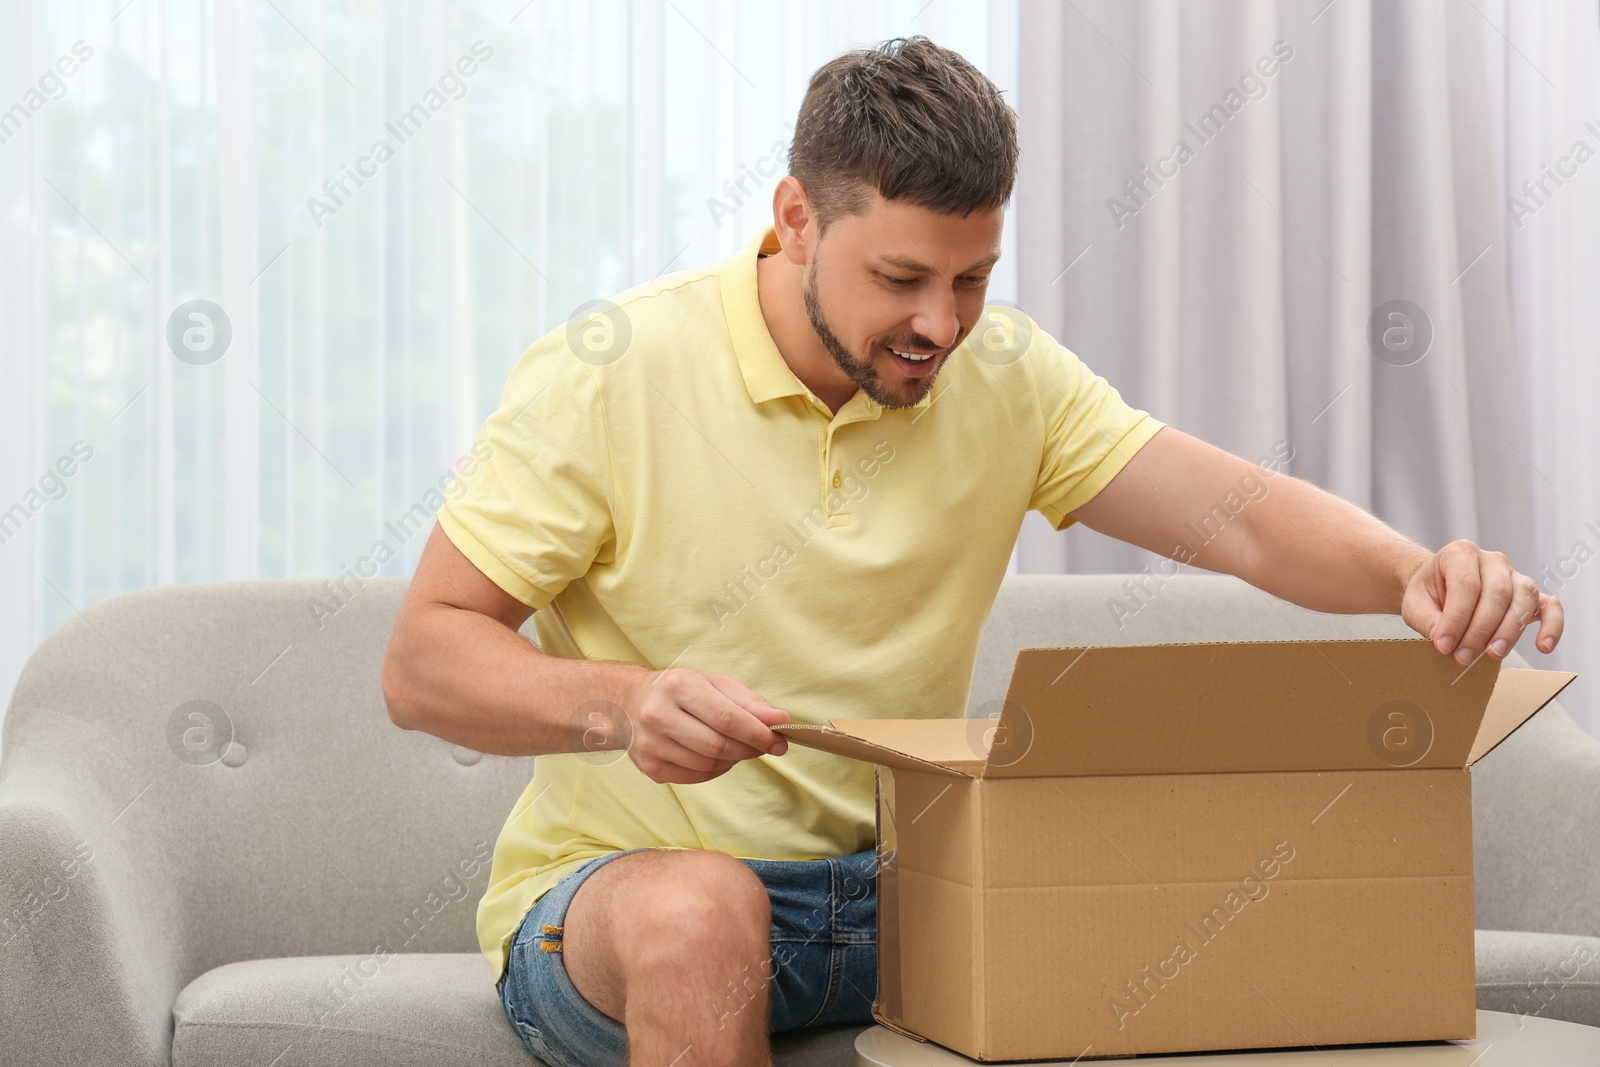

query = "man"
381;36;1563;1067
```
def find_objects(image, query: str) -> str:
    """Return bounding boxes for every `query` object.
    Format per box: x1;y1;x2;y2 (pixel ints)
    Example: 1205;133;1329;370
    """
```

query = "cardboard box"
774;638;1577;1061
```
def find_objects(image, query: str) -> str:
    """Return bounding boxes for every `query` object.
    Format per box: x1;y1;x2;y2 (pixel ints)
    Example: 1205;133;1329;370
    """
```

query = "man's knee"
621;850;771;965
564;849;772;1026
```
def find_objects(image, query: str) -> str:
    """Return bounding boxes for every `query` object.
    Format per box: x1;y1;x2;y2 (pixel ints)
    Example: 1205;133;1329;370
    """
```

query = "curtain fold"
0;1;1016;744
1014;0;1592;725
1487;0;1600;738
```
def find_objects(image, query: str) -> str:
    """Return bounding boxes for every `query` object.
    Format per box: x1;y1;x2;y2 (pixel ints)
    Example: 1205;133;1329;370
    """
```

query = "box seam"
974;778;986;1057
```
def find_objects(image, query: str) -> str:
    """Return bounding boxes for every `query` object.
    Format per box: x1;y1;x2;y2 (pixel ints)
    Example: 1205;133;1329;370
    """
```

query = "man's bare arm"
381;523;789;782
1068;426;1562;663
1069;427;1424;614
382;523;638;755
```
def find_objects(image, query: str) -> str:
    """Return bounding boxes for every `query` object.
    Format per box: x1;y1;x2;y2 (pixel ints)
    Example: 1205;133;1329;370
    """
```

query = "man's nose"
911;286;960;349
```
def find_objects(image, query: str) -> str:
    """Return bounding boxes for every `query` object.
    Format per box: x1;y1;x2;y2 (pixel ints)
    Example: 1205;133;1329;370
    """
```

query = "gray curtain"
1013;0;1535;598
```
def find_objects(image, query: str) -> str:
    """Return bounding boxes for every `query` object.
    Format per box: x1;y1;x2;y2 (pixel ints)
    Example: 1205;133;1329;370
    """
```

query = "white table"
854;1010;1600;1064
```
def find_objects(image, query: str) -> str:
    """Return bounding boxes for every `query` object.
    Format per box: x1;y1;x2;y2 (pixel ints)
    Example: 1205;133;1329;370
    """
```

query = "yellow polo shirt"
440;226;1166;983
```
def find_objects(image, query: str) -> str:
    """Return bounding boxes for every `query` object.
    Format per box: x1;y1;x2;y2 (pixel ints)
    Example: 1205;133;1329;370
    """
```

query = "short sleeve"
1027;332;1166;531
437;333;617;610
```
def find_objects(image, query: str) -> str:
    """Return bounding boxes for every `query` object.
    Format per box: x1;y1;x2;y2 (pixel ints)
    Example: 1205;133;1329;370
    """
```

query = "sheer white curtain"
1482;0;1600;737
1013;0;1600;736
0;1;1019;738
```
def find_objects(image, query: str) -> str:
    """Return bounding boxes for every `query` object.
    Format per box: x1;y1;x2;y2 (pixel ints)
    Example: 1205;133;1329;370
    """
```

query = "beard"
802;255;948;410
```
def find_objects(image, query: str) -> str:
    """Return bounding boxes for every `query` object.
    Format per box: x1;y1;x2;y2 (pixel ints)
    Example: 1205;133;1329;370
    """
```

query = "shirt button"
832;471;842;488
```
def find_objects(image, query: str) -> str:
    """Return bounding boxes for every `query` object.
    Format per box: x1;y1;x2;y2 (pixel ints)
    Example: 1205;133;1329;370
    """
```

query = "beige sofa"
2;573;1596;1065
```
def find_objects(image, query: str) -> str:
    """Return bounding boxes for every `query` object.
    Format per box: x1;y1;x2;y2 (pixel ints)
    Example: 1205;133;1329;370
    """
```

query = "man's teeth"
891;349;934;362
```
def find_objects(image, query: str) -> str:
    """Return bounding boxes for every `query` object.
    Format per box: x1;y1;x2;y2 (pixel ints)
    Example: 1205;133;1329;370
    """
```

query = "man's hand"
621;667;791;785
1399;539;1563;665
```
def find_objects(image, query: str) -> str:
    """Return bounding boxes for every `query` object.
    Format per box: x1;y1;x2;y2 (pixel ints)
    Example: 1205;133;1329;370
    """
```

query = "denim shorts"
496;845;878;1067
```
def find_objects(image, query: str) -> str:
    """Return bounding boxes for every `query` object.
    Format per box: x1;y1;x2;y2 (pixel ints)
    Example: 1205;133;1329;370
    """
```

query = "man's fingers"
646;734;739;778
696;674;789;754
706;673;790;722
1399;555;1446;650
1453;555;1516;664
1411;544;1563;661
704;673;791;754
1483;574;1543;659
1432;545;1486;660
662;708;768;763
1534;594;1564;653
642;669;790;765
637;756;736;785
748;704;791;726
667;676;783;759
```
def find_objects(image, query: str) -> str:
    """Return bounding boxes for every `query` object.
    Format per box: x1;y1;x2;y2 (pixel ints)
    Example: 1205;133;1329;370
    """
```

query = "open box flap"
1468;667;1578;766
773;719;985;777
776;640;1578;779
982;638;1518;778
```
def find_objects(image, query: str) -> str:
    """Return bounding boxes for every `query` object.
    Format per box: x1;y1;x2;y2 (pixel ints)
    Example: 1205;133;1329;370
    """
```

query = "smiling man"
381;35;1564;1067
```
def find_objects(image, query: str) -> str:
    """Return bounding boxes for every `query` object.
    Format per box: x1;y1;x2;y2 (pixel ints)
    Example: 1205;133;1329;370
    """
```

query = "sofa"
1;572;1596;1066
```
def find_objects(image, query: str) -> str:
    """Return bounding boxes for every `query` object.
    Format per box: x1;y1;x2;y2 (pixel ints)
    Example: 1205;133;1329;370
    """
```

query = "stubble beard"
801;257;946;410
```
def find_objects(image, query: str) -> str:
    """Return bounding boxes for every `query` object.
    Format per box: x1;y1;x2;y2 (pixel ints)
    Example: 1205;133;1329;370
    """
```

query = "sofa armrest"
1470;649;1600;938
0;794;181;1067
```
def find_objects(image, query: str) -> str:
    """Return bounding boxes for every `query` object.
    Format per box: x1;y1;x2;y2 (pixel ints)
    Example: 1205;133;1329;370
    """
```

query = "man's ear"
770;176;815;266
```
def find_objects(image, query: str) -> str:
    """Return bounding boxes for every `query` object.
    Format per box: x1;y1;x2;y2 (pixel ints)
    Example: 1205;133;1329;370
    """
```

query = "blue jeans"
497;846;878;1067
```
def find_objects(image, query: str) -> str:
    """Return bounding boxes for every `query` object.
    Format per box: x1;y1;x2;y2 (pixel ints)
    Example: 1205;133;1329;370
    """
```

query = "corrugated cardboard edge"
993;638;1505;776
870;1004;928;1044
972;779;989;1057
1010;635;1429;651
773;722;976;777
872;766;905;1037
1468;668;1578;765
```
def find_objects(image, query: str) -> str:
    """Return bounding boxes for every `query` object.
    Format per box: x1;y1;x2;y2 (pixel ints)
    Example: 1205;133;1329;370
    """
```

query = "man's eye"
880;274;916;288
961;275;991;287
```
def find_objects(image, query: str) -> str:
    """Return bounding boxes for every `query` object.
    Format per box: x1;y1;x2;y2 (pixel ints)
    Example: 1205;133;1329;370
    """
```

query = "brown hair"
788;36;1019;230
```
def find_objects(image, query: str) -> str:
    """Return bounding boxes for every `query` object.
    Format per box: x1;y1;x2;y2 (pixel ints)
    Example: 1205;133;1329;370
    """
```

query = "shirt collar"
720;226;931;412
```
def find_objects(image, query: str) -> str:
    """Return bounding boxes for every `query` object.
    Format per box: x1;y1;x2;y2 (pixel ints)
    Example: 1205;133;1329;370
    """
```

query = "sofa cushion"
173;953;535;1066
172;952;867;1066
1477;929;1600;1028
